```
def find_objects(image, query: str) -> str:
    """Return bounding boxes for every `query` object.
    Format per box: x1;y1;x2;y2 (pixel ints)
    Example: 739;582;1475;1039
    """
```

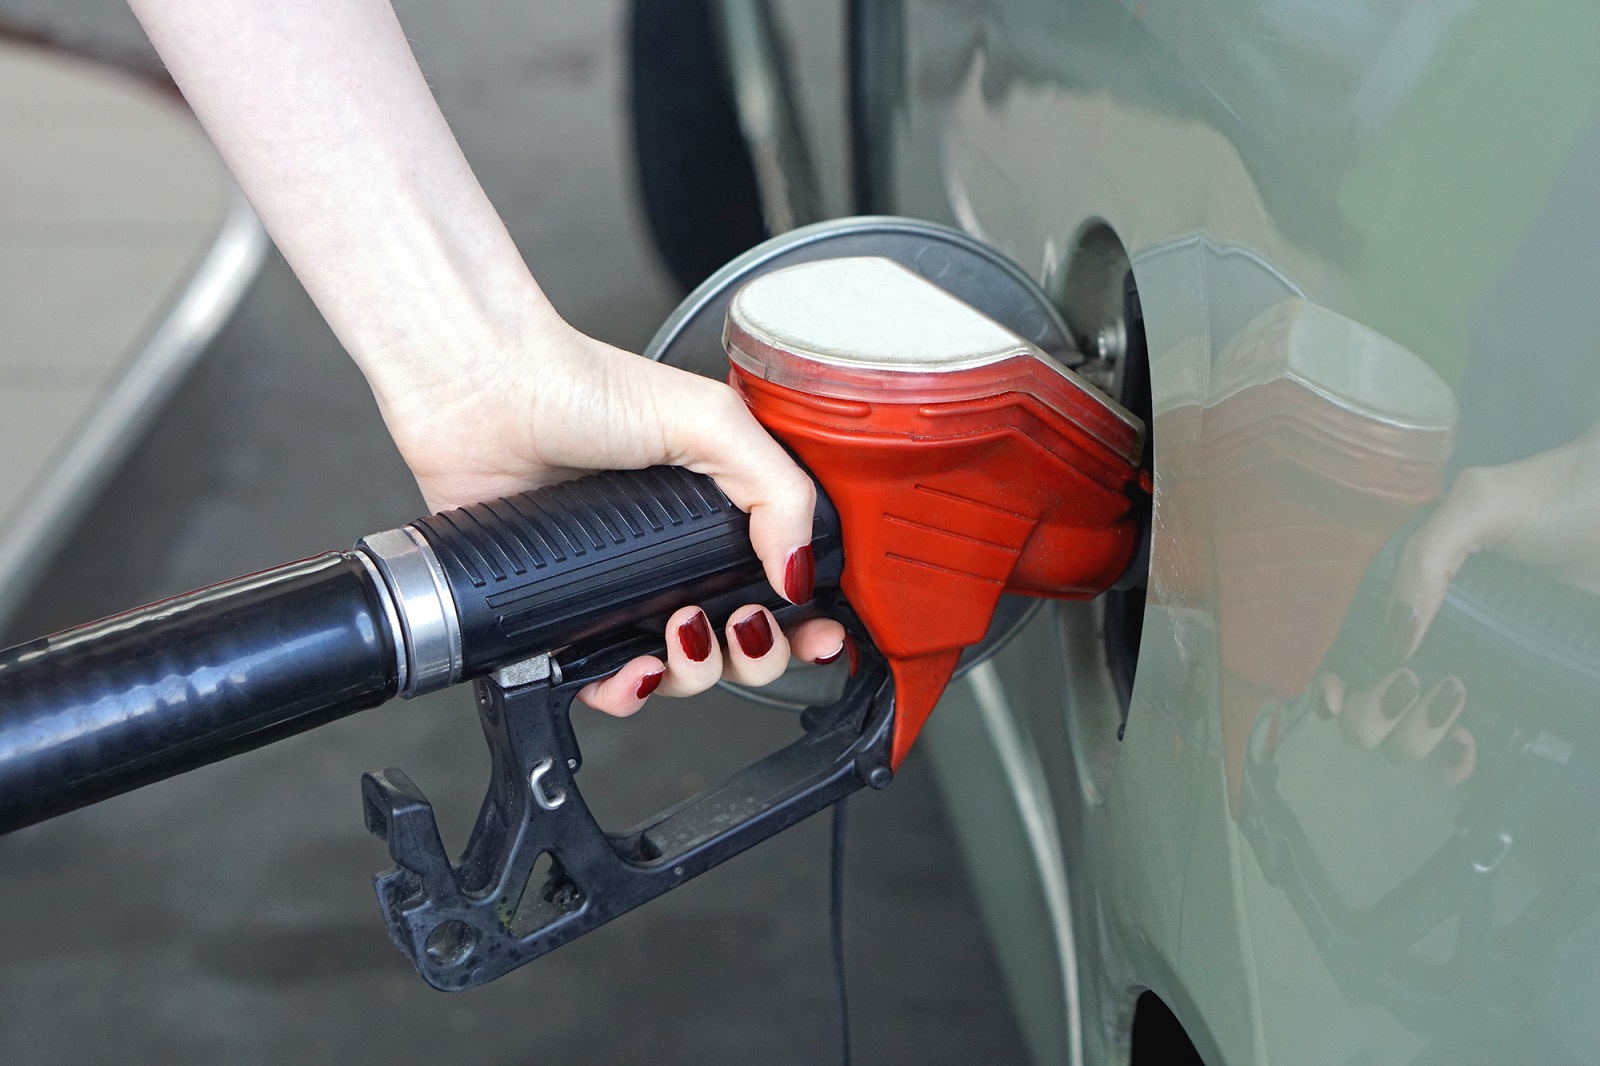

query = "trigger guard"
362;626;894;991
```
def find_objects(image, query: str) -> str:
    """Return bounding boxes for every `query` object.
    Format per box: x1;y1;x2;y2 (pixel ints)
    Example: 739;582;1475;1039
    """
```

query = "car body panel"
839;1;1600;1063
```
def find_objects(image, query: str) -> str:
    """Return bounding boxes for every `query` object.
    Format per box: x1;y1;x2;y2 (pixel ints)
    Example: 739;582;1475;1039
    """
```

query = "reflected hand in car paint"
1313;668;1475;787
1391;422;1600;659
1230;319;1600;1040
1313;420;1600;787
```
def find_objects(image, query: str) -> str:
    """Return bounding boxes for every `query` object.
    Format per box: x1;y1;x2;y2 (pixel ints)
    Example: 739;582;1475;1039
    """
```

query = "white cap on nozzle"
724;256;1145;464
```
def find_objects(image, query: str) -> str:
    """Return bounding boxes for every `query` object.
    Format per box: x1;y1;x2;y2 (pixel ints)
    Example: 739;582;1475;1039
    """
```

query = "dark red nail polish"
1425;678;1465;727
784;545;815;604
814;643;844;666
678;611;713;662
1440;734;1467;767
1380;671;1419;719
733;611;774;658
1386;601;1419;661
845;635;859;677
635;670;664;700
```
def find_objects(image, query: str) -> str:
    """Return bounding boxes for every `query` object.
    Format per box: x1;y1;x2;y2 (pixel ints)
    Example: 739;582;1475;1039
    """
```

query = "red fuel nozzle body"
726;258;1148;767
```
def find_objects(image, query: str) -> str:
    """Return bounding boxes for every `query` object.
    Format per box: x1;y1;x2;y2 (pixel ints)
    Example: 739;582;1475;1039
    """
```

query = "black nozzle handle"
400;465;841;684
0;552;401;833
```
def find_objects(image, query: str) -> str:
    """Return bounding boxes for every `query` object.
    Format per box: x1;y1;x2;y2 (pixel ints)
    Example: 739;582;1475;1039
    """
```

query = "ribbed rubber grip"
412;465;842;677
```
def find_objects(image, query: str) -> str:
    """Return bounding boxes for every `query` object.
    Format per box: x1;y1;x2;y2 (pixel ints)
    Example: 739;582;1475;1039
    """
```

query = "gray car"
635;2;1600;1062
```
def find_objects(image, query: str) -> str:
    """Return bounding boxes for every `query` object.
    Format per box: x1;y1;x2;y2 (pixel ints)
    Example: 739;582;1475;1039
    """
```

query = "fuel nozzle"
727;257;1149;766
0;223;1153;992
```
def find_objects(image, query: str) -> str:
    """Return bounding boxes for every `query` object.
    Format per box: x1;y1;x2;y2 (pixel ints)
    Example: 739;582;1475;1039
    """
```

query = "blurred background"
0;0;1027;1062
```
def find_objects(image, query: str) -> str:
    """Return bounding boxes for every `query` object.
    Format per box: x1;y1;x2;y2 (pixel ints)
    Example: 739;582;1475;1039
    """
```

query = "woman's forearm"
128;0;554;412
124;1;839;705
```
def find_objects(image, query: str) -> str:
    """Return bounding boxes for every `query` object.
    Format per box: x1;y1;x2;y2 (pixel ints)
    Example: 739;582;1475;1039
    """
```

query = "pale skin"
126;0;846;714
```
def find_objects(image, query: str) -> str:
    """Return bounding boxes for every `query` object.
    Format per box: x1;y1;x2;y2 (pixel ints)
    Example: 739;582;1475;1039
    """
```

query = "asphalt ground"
0;1;1029;1063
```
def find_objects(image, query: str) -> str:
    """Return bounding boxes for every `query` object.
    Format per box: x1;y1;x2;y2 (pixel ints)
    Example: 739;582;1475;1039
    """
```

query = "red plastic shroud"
733;360;1148;768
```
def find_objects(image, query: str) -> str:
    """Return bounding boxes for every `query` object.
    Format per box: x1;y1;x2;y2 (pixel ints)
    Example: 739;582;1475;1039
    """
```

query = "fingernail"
784;545;815;604
845;635;859;677
1386;601;1419;661
814;642;844;666
678;610;713;663
1440;734;1467;767
1425;677;1466;727
636;669;664;699
1380;671;1419;719
733;611;774;658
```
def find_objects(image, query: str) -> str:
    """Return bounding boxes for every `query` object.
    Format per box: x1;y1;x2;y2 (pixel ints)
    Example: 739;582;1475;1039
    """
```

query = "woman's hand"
128;0;845;716
380;315;848;716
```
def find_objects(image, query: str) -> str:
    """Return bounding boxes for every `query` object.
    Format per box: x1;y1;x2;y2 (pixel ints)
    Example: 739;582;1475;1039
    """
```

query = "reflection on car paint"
1244;537;1600;1050
1202;297;1456;805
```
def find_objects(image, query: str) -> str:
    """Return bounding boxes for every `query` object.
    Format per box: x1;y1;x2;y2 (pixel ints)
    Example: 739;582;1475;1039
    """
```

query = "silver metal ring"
358;526;463;697
354;548;408;695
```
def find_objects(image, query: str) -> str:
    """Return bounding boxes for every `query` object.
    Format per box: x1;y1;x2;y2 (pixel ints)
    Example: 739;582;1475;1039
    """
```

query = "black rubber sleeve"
0;552;398;833
412;465;843;677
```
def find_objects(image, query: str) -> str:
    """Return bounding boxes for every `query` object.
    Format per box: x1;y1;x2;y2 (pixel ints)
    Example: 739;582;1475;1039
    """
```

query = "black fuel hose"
0;552;399;833
0;466;842;835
